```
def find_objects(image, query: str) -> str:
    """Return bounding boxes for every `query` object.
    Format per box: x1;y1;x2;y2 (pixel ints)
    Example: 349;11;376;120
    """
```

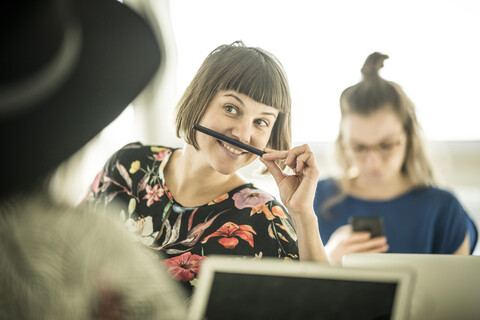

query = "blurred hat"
0;0;161;196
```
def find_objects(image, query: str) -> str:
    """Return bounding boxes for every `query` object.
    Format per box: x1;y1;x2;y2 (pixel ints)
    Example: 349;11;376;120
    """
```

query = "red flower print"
208;193;229;205
152;148;170;162
162;183;173;201
251;205;274;220
272;206;287;219
91;169;104;194
232;188;274;209
250;205;287;221
201;222;256;249
163;252;206;282
143;183;164;207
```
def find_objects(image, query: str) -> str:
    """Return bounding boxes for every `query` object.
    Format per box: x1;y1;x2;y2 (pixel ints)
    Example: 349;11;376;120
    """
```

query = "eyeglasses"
345;137;406;159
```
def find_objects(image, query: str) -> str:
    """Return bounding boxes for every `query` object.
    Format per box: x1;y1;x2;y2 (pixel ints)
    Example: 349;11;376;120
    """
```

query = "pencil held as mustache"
193;124;266;156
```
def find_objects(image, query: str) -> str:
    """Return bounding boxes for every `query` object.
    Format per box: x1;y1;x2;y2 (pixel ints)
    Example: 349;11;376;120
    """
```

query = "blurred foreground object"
0;0;161;198
0;0;186;318
0;196;186;319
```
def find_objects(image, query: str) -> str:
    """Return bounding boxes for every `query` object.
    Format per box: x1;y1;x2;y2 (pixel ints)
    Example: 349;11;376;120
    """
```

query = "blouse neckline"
158;147;253;209
346;187;419;204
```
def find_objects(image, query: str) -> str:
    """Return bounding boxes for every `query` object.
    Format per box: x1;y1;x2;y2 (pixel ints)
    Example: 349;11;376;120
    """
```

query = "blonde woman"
314;52;477;265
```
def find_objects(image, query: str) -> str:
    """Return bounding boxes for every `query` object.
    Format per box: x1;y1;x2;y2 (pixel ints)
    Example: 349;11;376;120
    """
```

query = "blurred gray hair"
0;196;186;319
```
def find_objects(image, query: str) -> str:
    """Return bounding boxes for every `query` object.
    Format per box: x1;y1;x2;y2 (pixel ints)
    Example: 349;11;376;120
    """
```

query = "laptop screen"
205;272;397;320
188;256;412;320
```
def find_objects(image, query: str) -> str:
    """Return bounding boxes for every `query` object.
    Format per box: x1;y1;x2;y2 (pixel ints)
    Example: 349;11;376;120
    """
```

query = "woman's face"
196;90;279;175
341;108;407;183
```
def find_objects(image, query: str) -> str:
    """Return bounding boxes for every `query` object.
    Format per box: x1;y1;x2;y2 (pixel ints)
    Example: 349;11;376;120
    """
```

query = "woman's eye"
255;119;269;127
224;105;238;115
380;143;395;151
353;145;366;153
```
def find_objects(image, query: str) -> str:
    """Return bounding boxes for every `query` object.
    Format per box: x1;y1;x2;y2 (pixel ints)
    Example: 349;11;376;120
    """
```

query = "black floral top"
85;142;299;291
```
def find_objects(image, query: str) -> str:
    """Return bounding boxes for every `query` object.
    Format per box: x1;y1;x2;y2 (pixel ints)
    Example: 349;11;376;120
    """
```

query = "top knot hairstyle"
336;52;435;187
174;41;292;157
360;52;389;80
340;52;406;117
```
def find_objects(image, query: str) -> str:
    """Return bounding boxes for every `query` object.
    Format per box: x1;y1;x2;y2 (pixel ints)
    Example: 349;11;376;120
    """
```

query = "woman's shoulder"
315;178;340;197
316;177;339;189
116;142;175;155
230;183;288;213
231;183;281;204
411;186;462;204
407;186;469;217
107;142;175;163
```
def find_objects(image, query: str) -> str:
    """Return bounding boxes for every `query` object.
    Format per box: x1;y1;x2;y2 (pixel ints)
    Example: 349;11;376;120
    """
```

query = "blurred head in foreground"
0;197;186;319
0;0;186;318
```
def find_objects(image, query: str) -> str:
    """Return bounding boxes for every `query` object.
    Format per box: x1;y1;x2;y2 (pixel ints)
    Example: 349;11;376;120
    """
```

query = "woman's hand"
260;144;328;262
325;225;389;265
260;144;319;215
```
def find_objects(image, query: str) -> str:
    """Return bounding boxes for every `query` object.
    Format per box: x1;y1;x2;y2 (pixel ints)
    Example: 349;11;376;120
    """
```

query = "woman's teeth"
222;142;243;155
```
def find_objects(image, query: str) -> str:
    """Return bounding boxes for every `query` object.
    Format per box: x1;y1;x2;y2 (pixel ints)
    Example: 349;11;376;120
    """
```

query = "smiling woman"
83;41;328;297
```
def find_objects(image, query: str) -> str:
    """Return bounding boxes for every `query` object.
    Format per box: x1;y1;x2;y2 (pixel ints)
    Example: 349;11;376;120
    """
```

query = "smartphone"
348;216;385;238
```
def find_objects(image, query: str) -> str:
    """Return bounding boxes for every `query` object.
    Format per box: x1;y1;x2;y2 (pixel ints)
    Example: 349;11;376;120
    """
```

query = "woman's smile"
195;90;278;174
219;140;244;155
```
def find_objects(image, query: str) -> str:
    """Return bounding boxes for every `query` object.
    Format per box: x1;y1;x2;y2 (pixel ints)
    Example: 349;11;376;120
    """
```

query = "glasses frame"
343;135;407;160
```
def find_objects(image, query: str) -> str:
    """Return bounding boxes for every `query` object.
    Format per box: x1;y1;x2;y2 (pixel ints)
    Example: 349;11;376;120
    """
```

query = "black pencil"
193;124;266;156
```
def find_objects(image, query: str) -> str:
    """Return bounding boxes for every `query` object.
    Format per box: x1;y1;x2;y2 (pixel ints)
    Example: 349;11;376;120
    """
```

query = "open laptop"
343;253;480;320
188;255;414;320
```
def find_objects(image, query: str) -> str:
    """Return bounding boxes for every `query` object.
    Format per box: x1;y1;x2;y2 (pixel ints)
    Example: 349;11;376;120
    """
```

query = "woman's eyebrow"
223;93;244;106
350;133;403;144
224;93;278;119
261;111;278;119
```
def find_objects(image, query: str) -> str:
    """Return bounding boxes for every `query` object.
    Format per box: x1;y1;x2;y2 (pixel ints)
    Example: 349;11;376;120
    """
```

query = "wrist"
290;209;318;230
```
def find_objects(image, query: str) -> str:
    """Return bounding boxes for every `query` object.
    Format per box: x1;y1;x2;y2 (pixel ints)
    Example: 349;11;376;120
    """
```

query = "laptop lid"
343;253;480;319
188;255;413;320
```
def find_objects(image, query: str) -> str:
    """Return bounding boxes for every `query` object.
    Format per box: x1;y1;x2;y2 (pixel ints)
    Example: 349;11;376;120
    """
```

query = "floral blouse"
85;142;299;292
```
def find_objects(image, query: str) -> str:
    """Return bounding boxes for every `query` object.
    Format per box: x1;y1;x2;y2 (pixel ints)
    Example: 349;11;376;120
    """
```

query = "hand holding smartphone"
348;216;385;238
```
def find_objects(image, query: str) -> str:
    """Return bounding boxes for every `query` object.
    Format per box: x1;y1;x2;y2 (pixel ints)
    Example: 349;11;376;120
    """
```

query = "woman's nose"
230;121;252;144
363;150;382;166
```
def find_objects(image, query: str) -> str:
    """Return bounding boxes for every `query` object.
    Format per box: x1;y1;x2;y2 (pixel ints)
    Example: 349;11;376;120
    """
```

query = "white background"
169;0;480;142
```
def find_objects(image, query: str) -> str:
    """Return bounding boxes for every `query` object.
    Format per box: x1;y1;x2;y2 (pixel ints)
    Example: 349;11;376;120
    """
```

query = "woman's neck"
163;147;246;207
347;173;413;200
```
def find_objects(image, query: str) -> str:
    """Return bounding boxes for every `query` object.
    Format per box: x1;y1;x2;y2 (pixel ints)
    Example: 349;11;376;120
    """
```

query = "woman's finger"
262;148;288;160
259;157;285;186
264;145;316;175
363;244;390;253
285;148;301;170
350;237;388;253
295;151;315;175
345;232;372;243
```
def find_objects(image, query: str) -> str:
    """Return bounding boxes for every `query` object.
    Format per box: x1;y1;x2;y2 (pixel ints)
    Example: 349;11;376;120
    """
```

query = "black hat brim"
0;0;161;195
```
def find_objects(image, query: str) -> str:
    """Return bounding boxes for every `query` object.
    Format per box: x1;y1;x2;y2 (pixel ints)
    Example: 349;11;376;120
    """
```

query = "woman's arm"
290;209;329;262
454;233;470;255
260;144;329;263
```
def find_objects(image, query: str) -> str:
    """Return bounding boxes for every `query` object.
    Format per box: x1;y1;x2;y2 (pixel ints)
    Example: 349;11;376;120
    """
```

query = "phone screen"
349;216;385;238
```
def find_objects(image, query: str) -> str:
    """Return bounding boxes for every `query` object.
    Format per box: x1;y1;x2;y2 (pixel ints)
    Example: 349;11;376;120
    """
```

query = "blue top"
314;178;477;254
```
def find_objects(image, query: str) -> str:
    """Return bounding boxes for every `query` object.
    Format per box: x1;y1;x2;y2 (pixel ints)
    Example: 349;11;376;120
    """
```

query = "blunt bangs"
213;47;291;115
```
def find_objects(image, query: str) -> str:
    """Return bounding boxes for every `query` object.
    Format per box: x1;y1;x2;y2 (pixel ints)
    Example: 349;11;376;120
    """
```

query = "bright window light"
169;0;480;142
